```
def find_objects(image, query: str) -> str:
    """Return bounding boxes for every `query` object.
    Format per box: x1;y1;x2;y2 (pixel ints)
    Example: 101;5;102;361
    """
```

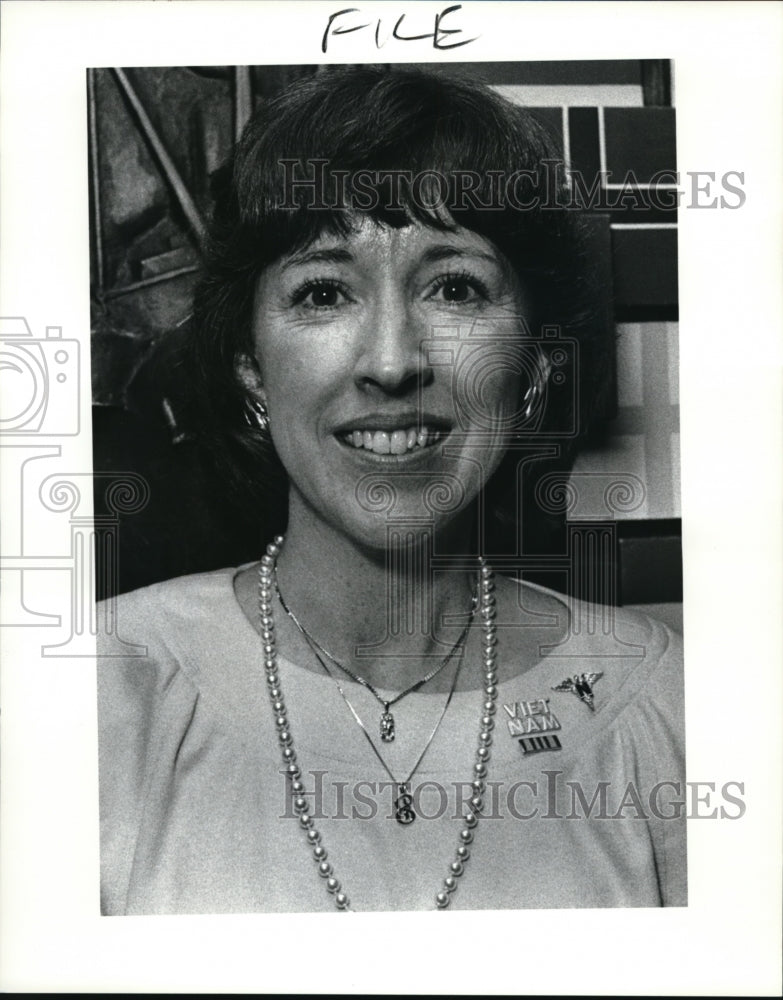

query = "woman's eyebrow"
419;245;499;266
281;247;354;270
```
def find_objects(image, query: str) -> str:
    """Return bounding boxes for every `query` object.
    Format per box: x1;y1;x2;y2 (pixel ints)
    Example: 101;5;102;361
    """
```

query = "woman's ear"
235;353;266;406
236;354;270;431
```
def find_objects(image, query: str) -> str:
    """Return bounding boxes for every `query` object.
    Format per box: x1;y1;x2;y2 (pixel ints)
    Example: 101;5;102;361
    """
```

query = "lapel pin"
502;697;562;754
552;672;603;711
518;734;562;755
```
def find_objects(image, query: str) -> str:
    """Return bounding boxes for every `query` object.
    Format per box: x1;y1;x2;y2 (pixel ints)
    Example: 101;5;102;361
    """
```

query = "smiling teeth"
344;427;443;455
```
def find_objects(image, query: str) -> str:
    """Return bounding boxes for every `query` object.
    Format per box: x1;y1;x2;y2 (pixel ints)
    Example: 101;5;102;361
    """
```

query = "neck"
274;495;480;688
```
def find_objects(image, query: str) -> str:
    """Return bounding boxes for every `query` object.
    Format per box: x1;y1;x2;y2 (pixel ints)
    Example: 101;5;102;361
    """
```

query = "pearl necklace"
258;535;499;911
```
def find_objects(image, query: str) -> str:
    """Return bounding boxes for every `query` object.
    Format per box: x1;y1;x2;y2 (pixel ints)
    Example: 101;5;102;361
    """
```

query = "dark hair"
190;66;612;552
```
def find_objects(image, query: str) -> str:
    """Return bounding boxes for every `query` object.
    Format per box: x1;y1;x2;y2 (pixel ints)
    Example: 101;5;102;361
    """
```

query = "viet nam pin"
502;697;563;755
552;671;603;711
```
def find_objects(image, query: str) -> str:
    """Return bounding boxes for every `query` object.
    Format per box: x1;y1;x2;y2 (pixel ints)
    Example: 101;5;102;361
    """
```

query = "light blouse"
98;567;686;914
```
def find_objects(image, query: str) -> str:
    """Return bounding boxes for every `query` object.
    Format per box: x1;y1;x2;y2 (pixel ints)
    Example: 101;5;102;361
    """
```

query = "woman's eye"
293;280;348;310
429;274;488;305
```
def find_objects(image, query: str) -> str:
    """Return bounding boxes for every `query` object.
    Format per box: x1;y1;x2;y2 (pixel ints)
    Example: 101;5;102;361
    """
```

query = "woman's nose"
353;292;433;395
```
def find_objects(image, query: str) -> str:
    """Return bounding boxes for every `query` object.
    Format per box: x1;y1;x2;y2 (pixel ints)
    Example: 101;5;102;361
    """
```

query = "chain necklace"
275;572;477;742
297;622;467;824
257;535;499;912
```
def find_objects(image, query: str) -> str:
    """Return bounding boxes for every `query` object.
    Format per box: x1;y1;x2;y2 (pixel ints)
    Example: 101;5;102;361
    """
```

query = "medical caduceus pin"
552;671;603;711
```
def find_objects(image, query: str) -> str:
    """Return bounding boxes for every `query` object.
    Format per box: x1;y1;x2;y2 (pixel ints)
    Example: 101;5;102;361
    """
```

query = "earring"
523;383;540;420
245;398;269;432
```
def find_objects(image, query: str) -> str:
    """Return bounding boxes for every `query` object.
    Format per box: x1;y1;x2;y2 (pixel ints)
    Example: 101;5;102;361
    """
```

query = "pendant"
552;672;603;711
380;708;395;742
394;783;415;825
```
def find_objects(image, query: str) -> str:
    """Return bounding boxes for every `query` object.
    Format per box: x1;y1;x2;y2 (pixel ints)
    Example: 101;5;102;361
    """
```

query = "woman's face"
251;216;533;550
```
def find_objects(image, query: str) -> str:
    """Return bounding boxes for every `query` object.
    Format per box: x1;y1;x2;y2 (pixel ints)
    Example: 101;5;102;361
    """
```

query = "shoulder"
96;566;252;711
497;575;681;664
97;567;241;652
498;576;683;726
599;601;684;708
515;577;681;667
543;595;685;762
101;565;241;617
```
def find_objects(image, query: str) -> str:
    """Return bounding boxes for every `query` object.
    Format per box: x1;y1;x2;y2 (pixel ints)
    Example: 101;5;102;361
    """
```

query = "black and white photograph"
1;1;780;994
92;60;686;915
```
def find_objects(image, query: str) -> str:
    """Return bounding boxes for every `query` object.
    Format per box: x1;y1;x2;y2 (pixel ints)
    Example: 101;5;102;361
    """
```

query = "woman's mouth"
339;426;446;456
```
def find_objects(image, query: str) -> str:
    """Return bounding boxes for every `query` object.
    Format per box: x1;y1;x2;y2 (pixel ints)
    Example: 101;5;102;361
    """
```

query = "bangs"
227;67;565;272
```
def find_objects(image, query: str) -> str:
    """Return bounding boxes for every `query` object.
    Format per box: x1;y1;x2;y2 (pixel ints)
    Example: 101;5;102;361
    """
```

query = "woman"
98;67;686;913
